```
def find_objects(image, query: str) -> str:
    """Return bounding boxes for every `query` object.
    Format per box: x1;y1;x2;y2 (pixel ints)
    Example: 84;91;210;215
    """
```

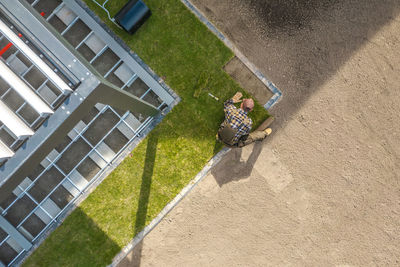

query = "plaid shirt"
223;98;253;143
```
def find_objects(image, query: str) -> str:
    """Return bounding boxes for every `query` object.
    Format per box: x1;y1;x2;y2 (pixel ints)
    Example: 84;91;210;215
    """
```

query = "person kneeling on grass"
217;92;271;147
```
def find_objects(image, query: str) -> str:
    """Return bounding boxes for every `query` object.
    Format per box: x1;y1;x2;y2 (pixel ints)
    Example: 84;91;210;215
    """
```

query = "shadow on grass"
125;133;159;267
22;208;120;267
211;141;263;186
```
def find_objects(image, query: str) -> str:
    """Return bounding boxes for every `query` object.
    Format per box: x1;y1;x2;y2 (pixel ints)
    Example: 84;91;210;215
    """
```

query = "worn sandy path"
119;1;400;266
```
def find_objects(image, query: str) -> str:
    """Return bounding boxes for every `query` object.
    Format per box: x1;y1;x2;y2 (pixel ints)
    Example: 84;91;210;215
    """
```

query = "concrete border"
180;0;282;110
110;147;231;266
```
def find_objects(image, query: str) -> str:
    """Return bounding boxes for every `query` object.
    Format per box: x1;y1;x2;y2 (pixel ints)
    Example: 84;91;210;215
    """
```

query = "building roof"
0;1;177;265
0;0;174;188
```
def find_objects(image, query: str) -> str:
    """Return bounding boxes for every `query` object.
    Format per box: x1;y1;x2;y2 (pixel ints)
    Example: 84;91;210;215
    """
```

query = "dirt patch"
239;0;338;35
224;56;273;105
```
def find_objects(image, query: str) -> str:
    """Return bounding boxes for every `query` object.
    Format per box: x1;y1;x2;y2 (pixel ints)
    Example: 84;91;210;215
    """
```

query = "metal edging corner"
180;0;283;110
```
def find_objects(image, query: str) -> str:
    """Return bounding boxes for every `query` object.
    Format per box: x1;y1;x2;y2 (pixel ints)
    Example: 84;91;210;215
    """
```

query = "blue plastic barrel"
114;0;151;34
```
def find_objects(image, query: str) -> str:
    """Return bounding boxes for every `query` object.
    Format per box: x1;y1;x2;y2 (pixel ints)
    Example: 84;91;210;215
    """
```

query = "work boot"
264;128;272;136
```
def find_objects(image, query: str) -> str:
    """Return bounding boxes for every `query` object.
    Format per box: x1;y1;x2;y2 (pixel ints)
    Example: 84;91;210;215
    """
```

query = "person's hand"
232;92;243;103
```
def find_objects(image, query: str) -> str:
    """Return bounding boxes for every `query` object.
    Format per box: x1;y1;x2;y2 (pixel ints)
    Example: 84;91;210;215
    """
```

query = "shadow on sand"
212;141;263;186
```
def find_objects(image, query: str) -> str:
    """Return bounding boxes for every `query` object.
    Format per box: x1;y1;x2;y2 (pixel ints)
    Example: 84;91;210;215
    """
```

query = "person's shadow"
211;141;263;186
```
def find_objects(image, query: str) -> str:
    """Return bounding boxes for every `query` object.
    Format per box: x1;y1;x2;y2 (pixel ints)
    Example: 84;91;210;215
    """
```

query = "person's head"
241;98;254;112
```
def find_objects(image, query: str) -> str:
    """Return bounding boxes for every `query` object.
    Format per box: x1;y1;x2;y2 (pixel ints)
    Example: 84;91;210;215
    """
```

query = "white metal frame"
0;60;53;116
0;100;33;138
0;19;72;94
0;139;13;160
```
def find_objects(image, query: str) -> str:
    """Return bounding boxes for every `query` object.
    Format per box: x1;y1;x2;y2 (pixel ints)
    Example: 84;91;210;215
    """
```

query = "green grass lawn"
24;0;269;266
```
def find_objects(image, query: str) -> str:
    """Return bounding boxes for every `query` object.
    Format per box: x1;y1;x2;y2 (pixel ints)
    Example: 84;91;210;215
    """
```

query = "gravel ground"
119;0;400;266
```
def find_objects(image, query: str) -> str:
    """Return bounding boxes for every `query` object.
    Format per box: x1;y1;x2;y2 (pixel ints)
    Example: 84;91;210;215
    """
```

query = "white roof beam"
0;139;14;160
0;60;53;115
0;100;34;137
0;19;72;94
